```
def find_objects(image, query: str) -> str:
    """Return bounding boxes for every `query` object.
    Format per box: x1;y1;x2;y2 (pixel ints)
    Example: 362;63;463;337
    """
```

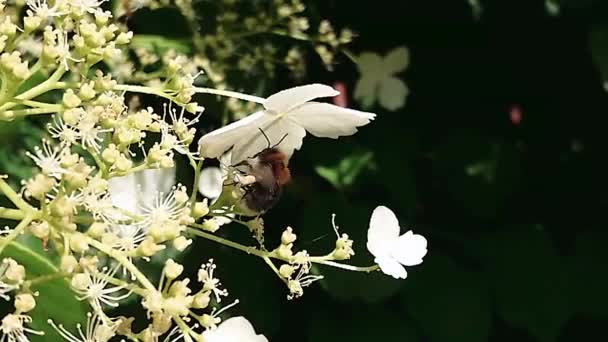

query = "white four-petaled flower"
366;206;427;279
201;316;268;342
354;47;410;111
198;84;376;164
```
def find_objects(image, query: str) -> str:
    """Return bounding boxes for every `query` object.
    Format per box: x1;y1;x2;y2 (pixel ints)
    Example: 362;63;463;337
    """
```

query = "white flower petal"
375;256;408;279
357;52;385;74
367;206;400;241
202;317;268;342
199;167;225;199
264;84;339;113
198;111;273;159
107;174;138;213
391;231;428;266
384;46;410;74
288;102;376;139
108;168;176;214
378;77;408;111
136;167;175;199
354;74;379;109
230;116;306;164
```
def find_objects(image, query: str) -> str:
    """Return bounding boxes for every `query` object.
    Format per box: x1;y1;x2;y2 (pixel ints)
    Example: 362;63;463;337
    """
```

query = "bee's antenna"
272;133;289;149
258;128;272;149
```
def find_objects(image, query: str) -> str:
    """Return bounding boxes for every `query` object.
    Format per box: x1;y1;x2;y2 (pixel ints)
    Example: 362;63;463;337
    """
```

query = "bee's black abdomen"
242;182;282;213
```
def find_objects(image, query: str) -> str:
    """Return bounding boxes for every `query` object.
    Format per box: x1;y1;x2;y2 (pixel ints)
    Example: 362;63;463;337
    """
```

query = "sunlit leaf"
314;150;374;191
1;240;88;342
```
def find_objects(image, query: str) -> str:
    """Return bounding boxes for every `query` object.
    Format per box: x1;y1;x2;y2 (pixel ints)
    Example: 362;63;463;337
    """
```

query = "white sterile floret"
354;47;410;111
201;316;268;342
198;84;376;164
366;206;427;279
107;167;175;215
198;167;224;199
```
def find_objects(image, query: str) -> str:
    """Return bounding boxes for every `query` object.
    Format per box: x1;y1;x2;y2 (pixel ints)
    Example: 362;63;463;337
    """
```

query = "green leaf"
400;253;491;342
314;150;374;191
479;226;569;342
131;34;193;55
567;231;608;319
590;22;608;81
1;240;88;342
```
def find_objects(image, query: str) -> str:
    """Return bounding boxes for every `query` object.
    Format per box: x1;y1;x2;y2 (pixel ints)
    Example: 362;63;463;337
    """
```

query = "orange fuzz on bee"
239;146;291;214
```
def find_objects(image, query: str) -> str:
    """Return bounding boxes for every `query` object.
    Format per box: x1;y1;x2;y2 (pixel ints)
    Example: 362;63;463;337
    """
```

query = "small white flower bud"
23;16;41;32
173;187;188;205
79;256;99;272
141;291;163;314
201;219;220;233
115;31;133;45
191;199;209;219
151;312;172;335
281;227;297;245
276;244;293;259
78;82;96;101
101;144;119;163
69;234;89;253
114;154;133;172
279;264;295;278
192;292;211;309
3;259;25;283
87;222;107;238
163;296;192;317
60;255;79;273
172;236;192;252
71;273;91;291
159;156;175;168
288;279;303;298
14;293;36;312
29;221;50;240
164;259;183;279
60;153;80;168
138;238;165;257
62;89;82;108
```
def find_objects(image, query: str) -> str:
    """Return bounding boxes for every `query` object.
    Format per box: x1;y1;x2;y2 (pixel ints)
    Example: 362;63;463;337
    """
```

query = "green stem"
312;259;379;273
186;227;379;273
187;227;263;257
2;105;63;118
85;235;157;292
0;178;35;213
111;83;177;103
87;147;108;177
13;66;66;101
263;256;287;284
0;215;33;255
0;207;25;221
25;272;69;287
188;158;204;206
193;87;265;104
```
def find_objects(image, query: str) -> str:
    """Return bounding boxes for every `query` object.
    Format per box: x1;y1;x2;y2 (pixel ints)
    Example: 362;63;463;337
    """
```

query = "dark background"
197;1;608;341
